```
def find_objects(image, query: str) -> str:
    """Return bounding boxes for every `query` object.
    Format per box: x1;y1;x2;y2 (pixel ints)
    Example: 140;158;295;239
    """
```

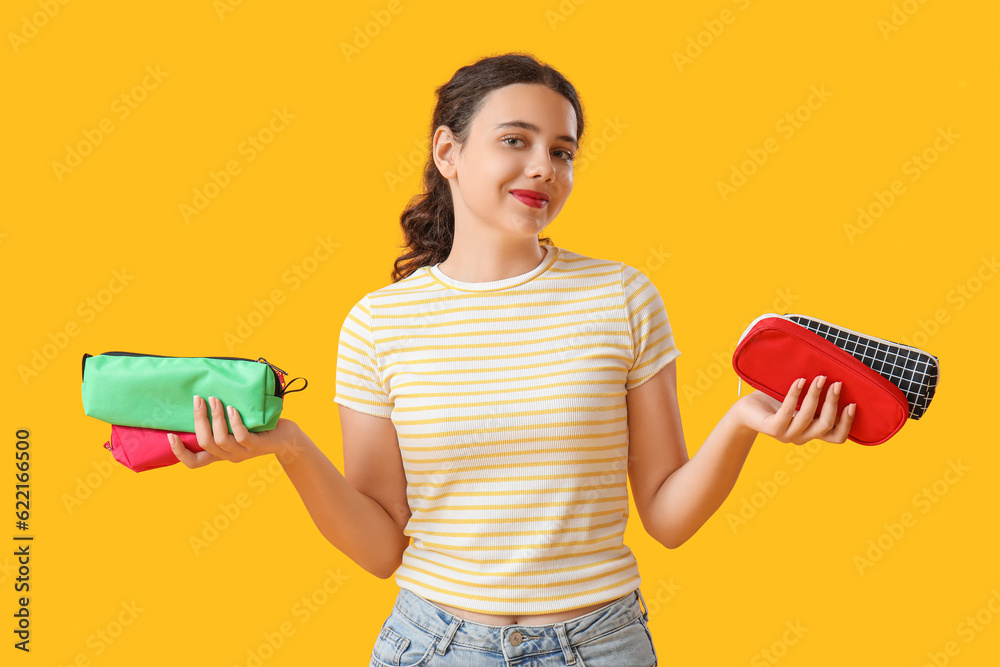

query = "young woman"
168;53;855;667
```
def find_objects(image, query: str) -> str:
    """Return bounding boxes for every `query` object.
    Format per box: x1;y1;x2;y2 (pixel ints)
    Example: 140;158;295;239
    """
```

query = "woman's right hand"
168;394;303;469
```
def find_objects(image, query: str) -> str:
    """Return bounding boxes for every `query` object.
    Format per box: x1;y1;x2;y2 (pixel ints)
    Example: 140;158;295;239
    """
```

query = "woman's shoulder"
553;245;627;273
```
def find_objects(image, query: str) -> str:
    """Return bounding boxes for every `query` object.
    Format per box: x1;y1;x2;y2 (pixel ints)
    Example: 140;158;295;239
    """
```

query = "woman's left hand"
735;375;856;445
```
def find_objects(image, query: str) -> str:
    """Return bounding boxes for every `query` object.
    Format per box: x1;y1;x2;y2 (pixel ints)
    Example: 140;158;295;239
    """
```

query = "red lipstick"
510;189;549;209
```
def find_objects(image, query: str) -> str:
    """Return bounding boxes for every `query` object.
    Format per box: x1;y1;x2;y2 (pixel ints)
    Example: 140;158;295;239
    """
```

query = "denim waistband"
390;587;650;663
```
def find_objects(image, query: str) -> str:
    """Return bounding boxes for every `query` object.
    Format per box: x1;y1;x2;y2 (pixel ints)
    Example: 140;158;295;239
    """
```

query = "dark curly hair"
391;52;586;283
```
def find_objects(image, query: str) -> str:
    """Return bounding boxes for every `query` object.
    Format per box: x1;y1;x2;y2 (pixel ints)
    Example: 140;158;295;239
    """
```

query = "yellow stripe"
403;547;633;572
401;443;623;464
410;495;628;513
405;508;624;525
390;367;626;386
383;326;627;351
407;482;624;501
399;430;628;452
382;347;634;374
396;416;625;436
413;518;623;538
376;296;618;322
399;560;636;590
393;407;626;429
391;378;624;397
394;573;640;604
406;458;627;482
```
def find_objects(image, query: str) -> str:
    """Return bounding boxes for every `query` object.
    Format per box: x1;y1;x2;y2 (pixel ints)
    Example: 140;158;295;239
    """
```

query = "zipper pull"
257;358;288;375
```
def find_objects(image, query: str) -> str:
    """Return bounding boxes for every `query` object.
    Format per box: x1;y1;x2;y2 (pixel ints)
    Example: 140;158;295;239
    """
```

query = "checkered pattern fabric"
785;314;939;420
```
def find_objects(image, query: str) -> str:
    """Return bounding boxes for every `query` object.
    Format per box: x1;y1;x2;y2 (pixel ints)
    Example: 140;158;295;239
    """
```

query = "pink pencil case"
103;424;204;472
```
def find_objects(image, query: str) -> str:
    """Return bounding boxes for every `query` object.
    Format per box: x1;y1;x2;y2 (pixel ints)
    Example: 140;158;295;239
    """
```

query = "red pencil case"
103;424;204;472
732;315;910;446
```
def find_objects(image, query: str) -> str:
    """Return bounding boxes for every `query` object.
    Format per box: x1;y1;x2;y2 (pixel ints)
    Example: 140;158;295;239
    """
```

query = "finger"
771;378;806;433
802;380;841;442
208;396;246;455
168;432;222;469
227;405;255;449
786;375;826;440
192;394;227;458
824;402;857;443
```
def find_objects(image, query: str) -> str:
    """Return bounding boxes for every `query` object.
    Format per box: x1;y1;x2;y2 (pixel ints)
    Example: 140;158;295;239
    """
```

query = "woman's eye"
501;135;574;162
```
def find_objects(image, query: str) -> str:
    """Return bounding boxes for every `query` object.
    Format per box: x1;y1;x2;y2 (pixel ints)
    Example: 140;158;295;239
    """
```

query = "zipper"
732;313;940;398
784;314;936;358
735;312;783;347
734;313;782;397
82;351;289;395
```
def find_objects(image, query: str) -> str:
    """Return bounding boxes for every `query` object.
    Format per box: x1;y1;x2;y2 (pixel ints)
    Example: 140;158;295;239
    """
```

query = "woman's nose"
525;150;556;180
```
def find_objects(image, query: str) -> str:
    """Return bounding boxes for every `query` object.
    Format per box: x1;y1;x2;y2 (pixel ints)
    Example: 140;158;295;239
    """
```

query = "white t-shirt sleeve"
333;294;394;418
622;263;681;390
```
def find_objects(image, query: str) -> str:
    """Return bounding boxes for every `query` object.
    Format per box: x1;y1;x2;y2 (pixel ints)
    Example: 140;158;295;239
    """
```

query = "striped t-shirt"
333;243;681;614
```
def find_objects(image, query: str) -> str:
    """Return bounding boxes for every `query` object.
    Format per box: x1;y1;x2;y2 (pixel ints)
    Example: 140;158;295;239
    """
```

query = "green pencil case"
81;351;307;433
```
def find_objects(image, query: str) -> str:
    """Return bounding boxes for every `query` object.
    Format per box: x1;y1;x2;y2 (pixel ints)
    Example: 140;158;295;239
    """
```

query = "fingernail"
194;395;202;409
849;403;856;415
834;382;842;396
817;375;826;389
227;405;234;417
797;378;806;389
167;433;175;445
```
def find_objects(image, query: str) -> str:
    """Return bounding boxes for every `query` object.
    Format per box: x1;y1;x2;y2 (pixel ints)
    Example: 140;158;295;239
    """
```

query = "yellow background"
3;0;998;665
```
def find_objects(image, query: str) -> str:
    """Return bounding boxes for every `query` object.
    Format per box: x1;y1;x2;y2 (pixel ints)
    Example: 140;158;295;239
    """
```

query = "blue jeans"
368;587;657;666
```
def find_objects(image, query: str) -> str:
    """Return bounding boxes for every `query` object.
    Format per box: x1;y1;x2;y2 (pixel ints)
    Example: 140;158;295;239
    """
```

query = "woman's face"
435;83;578;240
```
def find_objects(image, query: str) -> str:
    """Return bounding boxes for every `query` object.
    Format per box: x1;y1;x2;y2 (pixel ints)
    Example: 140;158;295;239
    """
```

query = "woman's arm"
627;363;854;548
276;422;411;579
171;395;411;578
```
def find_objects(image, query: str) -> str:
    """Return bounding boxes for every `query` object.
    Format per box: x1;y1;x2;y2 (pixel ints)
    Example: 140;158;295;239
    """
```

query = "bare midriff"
426;593;628;626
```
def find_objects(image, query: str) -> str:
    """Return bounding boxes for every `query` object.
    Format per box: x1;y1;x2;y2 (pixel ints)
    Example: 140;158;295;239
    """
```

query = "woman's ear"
432;125;459;179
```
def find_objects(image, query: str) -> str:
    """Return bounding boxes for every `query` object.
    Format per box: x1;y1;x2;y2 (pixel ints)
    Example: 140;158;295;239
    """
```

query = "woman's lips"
510;192;548;209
